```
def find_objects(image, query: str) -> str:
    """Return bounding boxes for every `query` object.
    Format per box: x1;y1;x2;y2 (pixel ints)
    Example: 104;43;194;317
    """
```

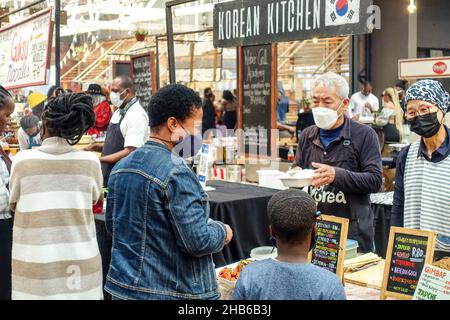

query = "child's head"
268;189;317;246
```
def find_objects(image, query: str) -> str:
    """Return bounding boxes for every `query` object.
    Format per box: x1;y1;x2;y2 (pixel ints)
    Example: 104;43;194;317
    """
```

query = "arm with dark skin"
99;146;136;164
84;143;103;152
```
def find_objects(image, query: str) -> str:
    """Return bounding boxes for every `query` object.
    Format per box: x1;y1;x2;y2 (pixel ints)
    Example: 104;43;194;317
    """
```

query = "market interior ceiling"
0;1;349;87
0;0;234;39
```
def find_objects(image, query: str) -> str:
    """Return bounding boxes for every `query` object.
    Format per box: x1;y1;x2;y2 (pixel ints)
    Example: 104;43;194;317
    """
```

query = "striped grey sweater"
9;137;103;300
404;140;450;252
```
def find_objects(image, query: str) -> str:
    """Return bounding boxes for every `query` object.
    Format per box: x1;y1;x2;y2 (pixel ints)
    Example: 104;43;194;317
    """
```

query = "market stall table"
206;181;279;267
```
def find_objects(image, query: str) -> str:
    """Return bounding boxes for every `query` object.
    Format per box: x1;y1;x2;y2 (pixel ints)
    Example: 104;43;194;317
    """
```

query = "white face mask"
110;90;127;107
312;101;344;130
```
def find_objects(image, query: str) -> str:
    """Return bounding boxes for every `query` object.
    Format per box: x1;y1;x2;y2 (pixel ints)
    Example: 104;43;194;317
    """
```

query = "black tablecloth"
206;181;393;266
206;181;279;267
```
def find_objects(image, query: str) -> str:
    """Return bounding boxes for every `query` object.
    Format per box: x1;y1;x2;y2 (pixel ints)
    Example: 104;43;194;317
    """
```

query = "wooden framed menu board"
131;52;157;114
380;227;436;300
237;43;277;159
308;215;349;282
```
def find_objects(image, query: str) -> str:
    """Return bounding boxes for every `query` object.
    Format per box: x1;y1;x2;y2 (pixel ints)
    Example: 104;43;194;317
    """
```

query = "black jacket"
202;99;215;135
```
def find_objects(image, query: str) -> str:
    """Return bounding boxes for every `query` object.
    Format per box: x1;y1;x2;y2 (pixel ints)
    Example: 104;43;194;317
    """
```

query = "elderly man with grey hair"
292;72;382;253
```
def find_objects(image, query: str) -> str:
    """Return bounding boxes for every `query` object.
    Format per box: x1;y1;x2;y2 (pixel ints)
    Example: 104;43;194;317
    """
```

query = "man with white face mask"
293;72;382;253
85;75;149;186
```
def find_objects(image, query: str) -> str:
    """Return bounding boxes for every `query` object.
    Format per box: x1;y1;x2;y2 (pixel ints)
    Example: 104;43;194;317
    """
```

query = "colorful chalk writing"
386;233;429;297
310;220;342;274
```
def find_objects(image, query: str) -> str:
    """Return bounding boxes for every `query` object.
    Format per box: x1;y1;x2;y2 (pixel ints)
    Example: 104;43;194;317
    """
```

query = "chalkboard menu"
309;215;349;281
381;227;436;300
240;44;275;157
113;61;131;78
131;52;156;114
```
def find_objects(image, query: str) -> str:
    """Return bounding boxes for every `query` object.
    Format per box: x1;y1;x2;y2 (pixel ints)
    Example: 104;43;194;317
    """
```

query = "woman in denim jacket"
105;84;233;300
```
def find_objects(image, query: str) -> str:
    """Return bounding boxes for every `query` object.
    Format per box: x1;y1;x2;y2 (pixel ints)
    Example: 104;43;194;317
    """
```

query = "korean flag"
325;0;360;26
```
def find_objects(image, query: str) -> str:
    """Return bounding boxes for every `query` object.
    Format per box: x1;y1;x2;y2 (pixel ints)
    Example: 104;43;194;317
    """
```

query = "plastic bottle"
287;146;295;161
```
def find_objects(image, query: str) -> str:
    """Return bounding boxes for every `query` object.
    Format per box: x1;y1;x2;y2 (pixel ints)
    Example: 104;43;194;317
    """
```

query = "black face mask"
408;112;442;138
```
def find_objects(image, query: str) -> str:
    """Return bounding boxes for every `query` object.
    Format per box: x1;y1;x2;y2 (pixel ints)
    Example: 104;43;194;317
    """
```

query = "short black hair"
47;85;64;98
42;93;95;145
204;87;212;97
0;85;13;110
363;81;372;87
114;75;134;90
148;84;202;128
20;114;40;130
222;90;234;102
395;80;408;91
268;189;317;243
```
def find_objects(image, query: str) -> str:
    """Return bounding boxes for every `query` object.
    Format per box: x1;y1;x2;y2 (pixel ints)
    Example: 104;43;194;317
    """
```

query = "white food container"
280;169;315;188
257;170;288;190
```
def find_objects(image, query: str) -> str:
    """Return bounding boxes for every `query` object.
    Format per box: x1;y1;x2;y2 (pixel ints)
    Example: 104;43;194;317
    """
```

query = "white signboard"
399;57;450;80
198;144;214;189
413;264;450;300
0;8;53;90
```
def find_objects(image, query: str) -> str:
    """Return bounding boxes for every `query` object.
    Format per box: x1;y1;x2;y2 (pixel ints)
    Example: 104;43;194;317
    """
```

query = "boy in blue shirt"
233;189;346;300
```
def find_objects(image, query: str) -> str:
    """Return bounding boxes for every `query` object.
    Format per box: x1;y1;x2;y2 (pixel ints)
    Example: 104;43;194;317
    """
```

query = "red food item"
218;259;253;281
93;199;103;214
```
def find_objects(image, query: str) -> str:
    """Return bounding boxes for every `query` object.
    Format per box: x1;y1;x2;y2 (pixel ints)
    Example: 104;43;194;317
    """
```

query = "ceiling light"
408;0;416;14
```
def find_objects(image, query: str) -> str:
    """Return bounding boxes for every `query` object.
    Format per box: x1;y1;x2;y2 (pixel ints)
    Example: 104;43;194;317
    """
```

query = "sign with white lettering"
0;8;53;89
237;44;278;159
413;264;450;300
213;0;373;47
131;52;156;116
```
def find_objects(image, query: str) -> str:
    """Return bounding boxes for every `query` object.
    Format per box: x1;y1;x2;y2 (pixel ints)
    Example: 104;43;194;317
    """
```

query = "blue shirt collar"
417;125;450;161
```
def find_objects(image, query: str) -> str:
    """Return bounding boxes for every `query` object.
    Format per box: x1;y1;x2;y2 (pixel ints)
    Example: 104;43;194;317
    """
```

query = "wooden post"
237;46;244;156
212;48;218;82
271;43;278;159
189;42;195;83
150;51;157;95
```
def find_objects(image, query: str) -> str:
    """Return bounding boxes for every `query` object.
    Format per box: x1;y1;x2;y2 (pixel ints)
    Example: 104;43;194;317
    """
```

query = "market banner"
213;0;373;47
0;8;53;90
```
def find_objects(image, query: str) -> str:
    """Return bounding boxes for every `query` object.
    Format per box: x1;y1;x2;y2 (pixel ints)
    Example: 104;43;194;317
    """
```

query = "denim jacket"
104;141;227;300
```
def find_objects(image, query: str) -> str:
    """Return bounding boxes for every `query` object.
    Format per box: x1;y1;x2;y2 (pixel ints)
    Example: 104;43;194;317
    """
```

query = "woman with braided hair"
0;85;15;300
9;92;104;300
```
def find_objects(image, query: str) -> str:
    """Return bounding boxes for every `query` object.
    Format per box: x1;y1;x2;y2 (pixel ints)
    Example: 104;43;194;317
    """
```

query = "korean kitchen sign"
0;8;53;89
213;0;373;47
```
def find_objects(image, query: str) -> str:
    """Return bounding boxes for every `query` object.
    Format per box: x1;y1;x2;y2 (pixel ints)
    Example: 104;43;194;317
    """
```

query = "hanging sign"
213;0;373;48
0;8;53;89
399;57;450;79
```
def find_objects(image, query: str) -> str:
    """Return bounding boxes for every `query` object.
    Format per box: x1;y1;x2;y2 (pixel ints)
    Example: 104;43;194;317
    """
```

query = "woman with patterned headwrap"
391;79;450;260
